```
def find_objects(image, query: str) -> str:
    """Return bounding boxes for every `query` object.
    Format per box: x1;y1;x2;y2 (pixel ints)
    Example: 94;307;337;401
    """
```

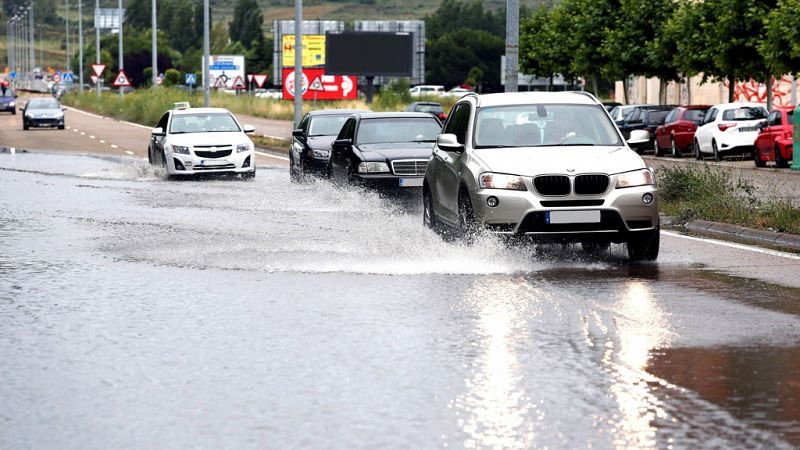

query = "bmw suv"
422;91;660;260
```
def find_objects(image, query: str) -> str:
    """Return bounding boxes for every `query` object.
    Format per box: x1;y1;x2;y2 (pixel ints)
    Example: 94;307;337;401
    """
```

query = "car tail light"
438;112;447;120
718;122;737;132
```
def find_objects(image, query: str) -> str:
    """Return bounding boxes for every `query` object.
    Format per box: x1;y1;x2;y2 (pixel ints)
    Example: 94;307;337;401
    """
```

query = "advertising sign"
205;55;245;89
281;35;326;67
282;68;356;101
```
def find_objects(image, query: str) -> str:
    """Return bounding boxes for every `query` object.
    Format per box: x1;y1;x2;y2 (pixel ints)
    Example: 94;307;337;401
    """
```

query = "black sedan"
290;109;367;181
22;97;65;130
329;112;442;189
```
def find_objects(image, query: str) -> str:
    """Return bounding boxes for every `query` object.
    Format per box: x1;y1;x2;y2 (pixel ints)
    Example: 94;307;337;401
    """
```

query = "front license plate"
399;177;423;187
200;159;227;167
546;210;601;224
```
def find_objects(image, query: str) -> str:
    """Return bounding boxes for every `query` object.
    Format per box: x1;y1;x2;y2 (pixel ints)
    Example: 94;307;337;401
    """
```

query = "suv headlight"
479;172;527;191
237;143;251;153
616;169;655;188
312;149;330;158
357;162;389;173
172;145;190;155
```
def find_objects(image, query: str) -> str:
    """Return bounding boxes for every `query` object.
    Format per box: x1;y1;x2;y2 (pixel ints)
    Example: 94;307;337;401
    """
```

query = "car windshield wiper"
415;139;437;142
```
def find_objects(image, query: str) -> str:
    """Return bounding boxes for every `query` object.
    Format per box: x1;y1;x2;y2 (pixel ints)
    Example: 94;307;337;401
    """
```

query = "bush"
164;69;181;86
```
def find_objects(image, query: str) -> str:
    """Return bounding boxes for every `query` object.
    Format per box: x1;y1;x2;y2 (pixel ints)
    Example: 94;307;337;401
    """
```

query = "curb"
684;219;800;252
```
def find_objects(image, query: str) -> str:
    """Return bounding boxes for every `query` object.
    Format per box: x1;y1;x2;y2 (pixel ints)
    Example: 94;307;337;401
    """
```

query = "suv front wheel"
627;227;660;261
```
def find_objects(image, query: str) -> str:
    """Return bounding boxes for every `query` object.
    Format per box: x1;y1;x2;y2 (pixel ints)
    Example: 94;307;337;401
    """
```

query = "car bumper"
167;150;255;175
718;131;759;153
25;117;63;127
471;184;659;241
300;155;331;176
352;173;424;190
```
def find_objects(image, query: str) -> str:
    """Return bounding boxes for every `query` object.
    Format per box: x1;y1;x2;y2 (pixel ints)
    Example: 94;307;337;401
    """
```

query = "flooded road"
2;151;800;449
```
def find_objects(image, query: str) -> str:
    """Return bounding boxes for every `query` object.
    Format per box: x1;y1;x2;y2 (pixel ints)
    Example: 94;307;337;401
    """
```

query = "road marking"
110;144;119;149
99;140;106;143
255;150;289;161
72;128;78;132
125;150;134;155
66;126;71;130
89;135;95;139
662;230;800;261
80;132;86;135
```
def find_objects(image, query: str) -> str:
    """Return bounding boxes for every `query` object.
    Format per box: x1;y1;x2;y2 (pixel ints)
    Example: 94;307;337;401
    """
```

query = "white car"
443;87;473;98
148;103;257;178
409;85;445;96
693;102;768;161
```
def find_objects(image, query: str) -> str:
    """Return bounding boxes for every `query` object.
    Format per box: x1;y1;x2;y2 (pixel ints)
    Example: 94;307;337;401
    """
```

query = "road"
2;106;800;449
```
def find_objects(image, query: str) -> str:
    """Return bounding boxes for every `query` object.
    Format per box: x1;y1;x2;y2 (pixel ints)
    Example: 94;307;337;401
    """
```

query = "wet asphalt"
1;151;800;449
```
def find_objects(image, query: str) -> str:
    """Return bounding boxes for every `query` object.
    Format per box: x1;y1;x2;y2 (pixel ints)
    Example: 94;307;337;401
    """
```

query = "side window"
299;115;310;133
773;111;782;126
156;113;169;130
704;109;717;124
443;103;470;144
337;118;355;141
665;110;677;123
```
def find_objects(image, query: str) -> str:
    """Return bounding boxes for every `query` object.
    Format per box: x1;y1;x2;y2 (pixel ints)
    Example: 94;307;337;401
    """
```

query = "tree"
427;29;504;91
426;0;504;41
246;33;272;74
760;0;800;78
229;0;263;50
125;0;151;30
520;6;575;82
167;0;196;53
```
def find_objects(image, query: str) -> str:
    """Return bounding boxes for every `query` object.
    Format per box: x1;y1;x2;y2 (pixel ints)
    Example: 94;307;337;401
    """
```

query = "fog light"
242;155;251;168
487;196;499;207
173;158;186;171
642;193;654;204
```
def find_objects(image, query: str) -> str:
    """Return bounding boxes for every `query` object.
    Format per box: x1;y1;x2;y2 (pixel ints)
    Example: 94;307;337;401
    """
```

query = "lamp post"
29;1;35;76
293;0;302;127
65;0;70;72
95;0;100;98
78;0;83;91
504;0;518;93
118;0;123;98
202;0;209;106
151;0;156;87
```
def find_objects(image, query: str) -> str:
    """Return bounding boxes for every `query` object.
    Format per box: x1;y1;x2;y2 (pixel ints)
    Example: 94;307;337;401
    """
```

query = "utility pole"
151;0;156;87
504;0;518;93
29;1;35;78
202;0;209;106
293;0;302;127
65;0;69;72
118;0;123;98
95;0;100;98
78;0;83;91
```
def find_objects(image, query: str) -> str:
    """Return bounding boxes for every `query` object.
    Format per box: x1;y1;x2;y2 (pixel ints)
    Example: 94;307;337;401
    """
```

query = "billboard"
282;68;357;101
272;20;345;86
325;32;413;77
355;21;425;85
282;35;326;67
205;55;245;89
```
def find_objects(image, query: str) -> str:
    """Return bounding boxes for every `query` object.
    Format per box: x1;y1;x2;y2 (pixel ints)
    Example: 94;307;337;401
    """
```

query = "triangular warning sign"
91;64;106;77
253;74;268;88
213;77;227;88
112;69;132;87
90;75;98;84
308;76;324;92
232;75;246;90
247;74;254;83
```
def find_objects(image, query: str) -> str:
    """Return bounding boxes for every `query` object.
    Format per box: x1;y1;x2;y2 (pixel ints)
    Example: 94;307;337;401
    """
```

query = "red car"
754;106;794;168
654;105;710;157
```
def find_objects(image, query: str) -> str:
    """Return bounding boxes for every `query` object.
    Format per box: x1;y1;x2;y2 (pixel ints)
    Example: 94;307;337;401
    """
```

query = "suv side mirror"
292;128;305;138
242;124;255;133
151;127;165;136
437;133;464;152
332;138;352;150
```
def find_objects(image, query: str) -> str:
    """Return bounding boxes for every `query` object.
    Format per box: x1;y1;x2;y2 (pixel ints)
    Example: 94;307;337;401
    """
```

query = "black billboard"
325;31;413;77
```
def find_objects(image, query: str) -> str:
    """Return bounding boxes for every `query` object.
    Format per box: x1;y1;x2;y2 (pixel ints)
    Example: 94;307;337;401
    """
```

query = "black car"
22;97;65;130
329;112;443;189
617;105;674;152
0;85;17;114
290;109;367;181
405;101;447;122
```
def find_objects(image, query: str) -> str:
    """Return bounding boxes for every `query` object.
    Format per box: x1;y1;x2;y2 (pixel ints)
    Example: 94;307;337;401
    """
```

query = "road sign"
253;74;268;88
308;76;324;92
247;74;254;83
213;76;227;88
91;64;107;77
51;73;61;83
90;75;99;84
155;74;164;85
63;72;74;84
282;68;357;100
9;71;16;80
185;73;196;85
231;75;246;90
112;69;132;87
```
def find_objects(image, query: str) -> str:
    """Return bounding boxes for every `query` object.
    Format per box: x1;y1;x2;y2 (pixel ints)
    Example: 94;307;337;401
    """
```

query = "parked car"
423;91;660;261
654;105;710;157
148;102;256;178
405;101;447;121
754;106;794;168
617;105;674;152
22;97;65;130
409;85;445;96
0;85;17;114
608;104;653;123
443;87;473;98
329;112;442;189
290;109;368;181
693;102;768;161
603;102;621;113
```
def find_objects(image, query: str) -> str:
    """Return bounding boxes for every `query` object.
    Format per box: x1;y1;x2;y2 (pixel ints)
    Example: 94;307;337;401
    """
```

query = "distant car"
603;102;621;113
754;106;794;168
443;87;473;98
693;102;768;161
608;104;654;123
329;112;443;189
405;101;447;121
0;86;17;114
22;97;65;130
409;85;445;96
654;105;710;157
617;105;674;152
290;109;368;181
148;102;256;178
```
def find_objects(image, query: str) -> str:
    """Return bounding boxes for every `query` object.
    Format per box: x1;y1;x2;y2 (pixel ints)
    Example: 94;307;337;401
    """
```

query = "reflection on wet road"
1;152;799;448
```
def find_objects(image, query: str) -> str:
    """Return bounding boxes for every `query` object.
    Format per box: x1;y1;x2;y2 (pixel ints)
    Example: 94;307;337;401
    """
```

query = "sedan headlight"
312;149;330;158
616;169;655;188
479;172;527;191
172;145;190;155
236;143;251;153
9;101;15;107
357;162;390;173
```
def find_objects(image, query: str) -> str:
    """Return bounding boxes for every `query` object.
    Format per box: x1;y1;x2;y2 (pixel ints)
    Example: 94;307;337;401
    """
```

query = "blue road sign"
63;72;74;84
185;73;196;85
9;71;15;80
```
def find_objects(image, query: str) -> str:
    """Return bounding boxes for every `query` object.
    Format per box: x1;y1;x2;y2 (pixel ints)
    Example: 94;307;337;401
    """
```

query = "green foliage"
229;0;263;50
246;34;273;75
425;0;505;40
164;68;181;86
427;29;504;91
761;0;800;76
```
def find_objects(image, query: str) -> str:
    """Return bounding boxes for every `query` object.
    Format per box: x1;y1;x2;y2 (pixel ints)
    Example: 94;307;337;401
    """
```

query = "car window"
684;109;706;123
169;112;241;133
444;103;470;144
627;109;642;123
337;118;356;141
773;111;782;126
298;114;309;133
414;104;443;114
664;109;678;123
646;110;670;124
704;108;717;124
787;111;794;125
27;98;60;109
1;87;14;97
156;113;169;130
765;111;777;126
309;115;349;136
356;117;441;144
474;103;622;148
721;106;767;121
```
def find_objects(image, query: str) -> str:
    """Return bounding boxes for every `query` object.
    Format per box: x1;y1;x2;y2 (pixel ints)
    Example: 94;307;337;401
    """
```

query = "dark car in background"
329;112;442;189
0;85;17;114
290;109;367;181
754;106;794;168
405;101;447;122
22;97;65;130
617;105;674;152
654;105;710;157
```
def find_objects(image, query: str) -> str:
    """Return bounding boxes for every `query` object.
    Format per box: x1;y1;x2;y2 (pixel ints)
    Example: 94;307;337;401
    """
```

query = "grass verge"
658;165;800;234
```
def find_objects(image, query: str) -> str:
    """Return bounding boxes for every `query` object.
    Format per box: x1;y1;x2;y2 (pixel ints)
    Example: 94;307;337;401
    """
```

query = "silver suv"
422;91;660;260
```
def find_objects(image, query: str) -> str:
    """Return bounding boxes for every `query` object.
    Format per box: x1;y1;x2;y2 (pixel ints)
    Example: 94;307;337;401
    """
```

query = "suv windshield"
722;107;767;121
170;112;241;133
357;118;441;144
474;104;623;147
309;115;349;136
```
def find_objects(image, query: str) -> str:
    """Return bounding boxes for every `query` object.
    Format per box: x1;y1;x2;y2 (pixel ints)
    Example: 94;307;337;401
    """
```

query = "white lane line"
72;128;78;132
66;126;71;130
65;106;152;129
125;150;134;155
110;144;119;149
80;131;86;135
255;150;289;161
99;139;106;143
662;230;800;261
89;135;95;139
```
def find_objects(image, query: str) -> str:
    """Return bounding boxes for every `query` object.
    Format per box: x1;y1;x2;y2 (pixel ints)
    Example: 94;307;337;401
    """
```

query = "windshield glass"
414;104;443;114
357;118;442;144
27;98;59;109
645;110;670;123
1;87;14;97
169;113;241;133
474;104;623;147
722;107;767;121
309;115;349;136
685;109;707;122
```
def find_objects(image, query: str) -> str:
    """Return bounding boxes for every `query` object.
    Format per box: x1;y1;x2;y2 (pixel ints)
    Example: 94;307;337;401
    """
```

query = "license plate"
546;210;601;224
200;159;227;167
399;177;423;187
738;127;757;132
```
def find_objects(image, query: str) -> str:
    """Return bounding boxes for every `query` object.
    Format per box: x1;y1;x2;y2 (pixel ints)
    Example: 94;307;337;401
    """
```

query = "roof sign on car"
173;102;191;110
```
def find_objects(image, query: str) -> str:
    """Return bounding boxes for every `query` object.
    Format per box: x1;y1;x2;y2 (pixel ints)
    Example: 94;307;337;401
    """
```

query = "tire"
58;124;65;130
22;121;28;131
423;185;443;235
775;145;789;168
694;139;703;160
241;168;256;179
712;140;721;162
457;189;478;243
627;226;660;261
671;137;681;158
11;109;15;115
148;146;153;164
581;240;610;255
160;150;167;168
289;153;300;182
753;145;766;168
655;139;665;157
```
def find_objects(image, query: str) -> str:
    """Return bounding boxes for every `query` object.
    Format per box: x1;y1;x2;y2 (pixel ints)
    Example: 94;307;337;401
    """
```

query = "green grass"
658;165;800;234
